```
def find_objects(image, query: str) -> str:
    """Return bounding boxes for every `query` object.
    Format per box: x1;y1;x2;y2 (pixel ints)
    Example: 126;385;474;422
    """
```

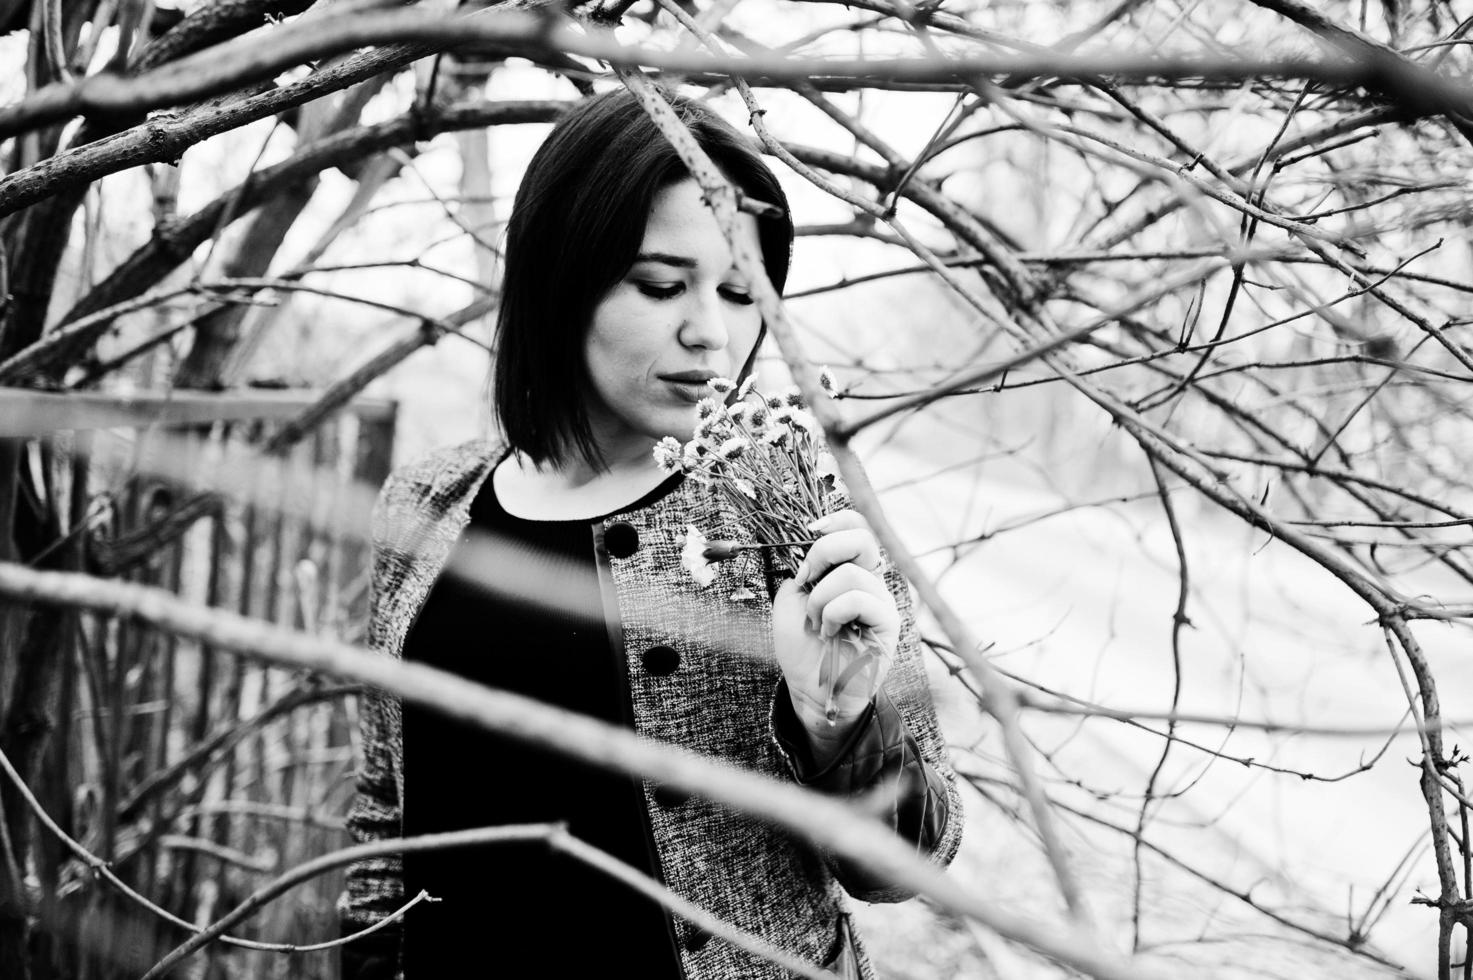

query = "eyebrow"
634;251;697;269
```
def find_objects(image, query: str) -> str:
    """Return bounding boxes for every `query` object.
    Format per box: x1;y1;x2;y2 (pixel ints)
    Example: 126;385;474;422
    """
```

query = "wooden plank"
0;387;395;436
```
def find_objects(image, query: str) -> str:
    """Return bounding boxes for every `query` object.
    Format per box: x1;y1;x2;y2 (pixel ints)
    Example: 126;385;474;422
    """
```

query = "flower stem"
734;539;815;551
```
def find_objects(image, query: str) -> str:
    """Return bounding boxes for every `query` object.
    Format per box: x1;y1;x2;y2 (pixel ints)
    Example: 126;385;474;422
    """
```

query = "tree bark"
0;441;26;980
0;1;326;369
173;71;394;390
0;101;561;383
174;176;321;389
0;442;69;980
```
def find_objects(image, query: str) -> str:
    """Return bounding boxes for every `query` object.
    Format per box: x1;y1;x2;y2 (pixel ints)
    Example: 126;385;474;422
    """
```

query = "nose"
677;287;730;351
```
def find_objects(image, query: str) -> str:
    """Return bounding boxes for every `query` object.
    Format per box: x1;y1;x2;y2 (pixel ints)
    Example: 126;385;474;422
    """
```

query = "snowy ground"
848;439;1473;979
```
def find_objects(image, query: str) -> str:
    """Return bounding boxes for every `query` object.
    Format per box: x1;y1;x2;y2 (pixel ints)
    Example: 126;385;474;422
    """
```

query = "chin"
648;423;691;444
654;408;700;439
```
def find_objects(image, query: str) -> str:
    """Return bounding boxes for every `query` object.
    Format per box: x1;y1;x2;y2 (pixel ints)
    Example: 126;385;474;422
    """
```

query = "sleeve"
337;482;408;978
771;555;965;903
338;684;406;977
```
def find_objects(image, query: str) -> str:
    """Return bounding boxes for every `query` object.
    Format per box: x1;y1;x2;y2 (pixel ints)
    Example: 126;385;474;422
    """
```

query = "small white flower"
728;402;749;424
696;397;719;420
816;450;841;484
737;376;756;398
787;409;817;434
732;477;758;500
818;366;838;397
682;442;702;470
652;436;683;472
717;437;748;460
680;525;717;587
783;387;805;408
707;377;736;394
729;585;756;602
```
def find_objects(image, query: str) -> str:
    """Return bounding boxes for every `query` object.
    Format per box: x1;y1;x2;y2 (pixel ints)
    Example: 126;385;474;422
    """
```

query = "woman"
339;88;962;980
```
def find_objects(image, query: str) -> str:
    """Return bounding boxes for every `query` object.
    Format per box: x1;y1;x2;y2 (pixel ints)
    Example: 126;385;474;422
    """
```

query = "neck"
555;436;661;490
496;439;670;522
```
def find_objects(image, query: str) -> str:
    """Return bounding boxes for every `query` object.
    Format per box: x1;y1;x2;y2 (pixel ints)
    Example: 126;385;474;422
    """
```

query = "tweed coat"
339;439;964;979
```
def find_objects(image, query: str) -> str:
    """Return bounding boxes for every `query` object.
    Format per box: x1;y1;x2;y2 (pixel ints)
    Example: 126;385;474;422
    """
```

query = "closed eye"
720;287;754;306
635;281;684;300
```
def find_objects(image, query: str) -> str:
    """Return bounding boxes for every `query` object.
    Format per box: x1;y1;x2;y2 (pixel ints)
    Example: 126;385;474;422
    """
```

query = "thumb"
774;576;823;633
773;576;804;611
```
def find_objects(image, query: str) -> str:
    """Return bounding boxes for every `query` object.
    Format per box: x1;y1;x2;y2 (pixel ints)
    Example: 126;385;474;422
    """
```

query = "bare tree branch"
612;63;1099;931
5;7;1473;141
0;559;1163;980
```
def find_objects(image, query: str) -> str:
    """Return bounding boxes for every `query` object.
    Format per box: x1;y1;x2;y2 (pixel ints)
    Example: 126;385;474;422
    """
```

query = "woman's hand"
772;510;900;754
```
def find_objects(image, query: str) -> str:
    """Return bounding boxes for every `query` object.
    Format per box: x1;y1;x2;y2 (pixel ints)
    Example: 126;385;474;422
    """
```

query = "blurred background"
3;0;1473;977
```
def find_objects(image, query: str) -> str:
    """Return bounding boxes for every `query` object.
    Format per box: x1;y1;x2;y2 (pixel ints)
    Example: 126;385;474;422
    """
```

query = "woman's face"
582;177;764;465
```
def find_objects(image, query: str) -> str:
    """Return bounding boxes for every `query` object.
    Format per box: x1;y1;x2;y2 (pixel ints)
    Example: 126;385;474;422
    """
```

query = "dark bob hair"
492;87;794;470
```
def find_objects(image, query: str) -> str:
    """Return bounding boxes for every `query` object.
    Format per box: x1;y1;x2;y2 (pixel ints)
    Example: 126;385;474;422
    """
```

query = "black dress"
399;466;685;978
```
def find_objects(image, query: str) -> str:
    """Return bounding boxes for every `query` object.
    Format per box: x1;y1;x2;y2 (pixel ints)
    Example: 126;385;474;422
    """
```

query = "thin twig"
613;65;1100;932
0;559;1163;980
6;8;1473;139
1129;454;1193;950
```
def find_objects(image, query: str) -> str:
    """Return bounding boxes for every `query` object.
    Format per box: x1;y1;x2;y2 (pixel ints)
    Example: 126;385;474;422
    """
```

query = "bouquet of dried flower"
653;371;886;724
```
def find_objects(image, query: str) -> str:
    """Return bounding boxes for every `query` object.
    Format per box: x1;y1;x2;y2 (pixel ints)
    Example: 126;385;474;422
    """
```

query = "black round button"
685;926;711;952
652;783;689;809
604;521;639;558
642;645;679;676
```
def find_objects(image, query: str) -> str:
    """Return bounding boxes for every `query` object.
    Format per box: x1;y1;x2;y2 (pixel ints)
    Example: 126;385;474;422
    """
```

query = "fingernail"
807;515;831;532
794;560;808;585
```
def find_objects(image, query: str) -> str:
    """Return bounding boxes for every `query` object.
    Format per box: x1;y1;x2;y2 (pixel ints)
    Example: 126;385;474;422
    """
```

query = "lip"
664;379;710;404
658;371;717;384
659;371;718;405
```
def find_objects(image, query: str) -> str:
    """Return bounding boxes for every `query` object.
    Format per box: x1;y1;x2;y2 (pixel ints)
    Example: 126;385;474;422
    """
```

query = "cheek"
733;313;763;362
586;326;665;397
586;301;646;367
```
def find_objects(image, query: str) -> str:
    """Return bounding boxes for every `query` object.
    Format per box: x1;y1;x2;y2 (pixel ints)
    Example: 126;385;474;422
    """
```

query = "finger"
795;528;882;588
774;576;804;605
803;564;889;627
805;566;897;633
807;509;867;535
772;576;809;624
815;589;900;640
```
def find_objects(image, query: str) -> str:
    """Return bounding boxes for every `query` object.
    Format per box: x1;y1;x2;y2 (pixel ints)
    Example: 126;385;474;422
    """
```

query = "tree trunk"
0;0;320;373
0;441;70;980
173;175;321;389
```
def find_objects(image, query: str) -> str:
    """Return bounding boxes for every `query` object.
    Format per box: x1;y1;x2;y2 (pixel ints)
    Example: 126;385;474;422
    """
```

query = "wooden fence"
3;388;395;980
